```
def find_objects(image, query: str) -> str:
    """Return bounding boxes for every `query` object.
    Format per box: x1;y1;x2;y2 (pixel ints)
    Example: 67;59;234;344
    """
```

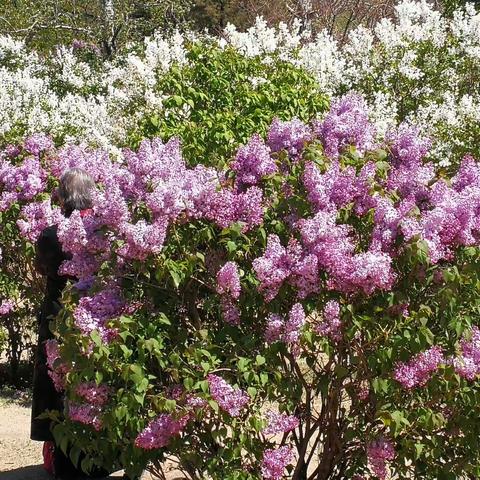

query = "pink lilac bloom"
452;326;480;380
354;161;377;216
118;219;168;260
254;235;321;301
45;339;69;392
357;381;370;401
264;304;305;352
4;144;21;158
253;235;292;302
393;346;445;389
452;155;480;192
232;186;265;231
23;133;54;156
135;414;189;450
57;210;93;254
289;252;320;299
72;39;88;49
0;157;48;210
125;137;194;218
17;200;63;242
73;287;125;342
261;446;294;480
207;374;249;417
0;299;15;315
284;303;306;344
59;251;100;281
51;144;121;184
199;185;264;232
125;137;184;196
185;164;221;214
68;402;103;431
57;210;111;281
387;160;434;202
265;314;284;343
370;197;417;254
303;161;376;215
186;395;208;409
71;39;101;54
316;300;342;342
231;134;276;189
75;382;111;406
166;384;184;400
220;297;241;326
297;210;354;270
267;117;313;157
385;125;434;202
386;124;431;168
314;93;376;160
262;410;299;436
216;261;241;299
411;179;480;263
92;183;130;229
303;161;355;213
327;251;396;296
367;437;396;480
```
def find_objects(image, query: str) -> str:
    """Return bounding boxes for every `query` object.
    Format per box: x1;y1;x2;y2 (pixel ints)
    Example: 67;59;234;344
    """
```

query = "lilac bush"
2;94;480;479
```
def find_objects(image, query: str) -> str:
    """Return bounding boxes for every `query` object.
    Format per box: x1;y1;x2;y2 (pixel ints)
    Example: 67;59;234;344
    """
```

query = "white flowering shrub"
224;1;480;167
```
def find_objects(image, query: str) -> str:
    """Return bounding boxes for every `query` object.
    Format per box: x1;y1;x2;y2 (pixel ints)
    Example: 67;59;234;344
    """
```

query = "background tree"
0;0;193;56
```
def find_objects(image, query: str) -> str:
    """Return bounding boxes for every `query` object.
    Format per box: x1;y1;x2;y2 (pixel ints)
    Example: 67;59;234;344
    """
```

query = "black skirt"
30;299;64;442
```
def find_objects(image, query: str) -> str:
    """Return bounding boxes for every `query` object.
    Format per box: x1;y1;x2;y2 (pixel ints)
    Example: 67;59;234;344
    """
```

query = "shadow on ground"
0;465;129;480
0;466;186;480
0;465;50;480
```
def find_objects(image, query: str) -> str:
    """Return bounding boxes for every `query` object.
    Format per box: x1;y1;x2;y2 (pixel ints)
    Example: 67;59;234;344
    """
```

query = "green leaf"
255;355;266;366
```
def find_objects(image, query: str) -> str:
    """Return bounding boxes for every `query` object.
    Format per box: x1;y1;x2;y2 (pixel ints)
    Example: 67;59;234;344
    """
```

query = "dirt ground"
0;391;183;480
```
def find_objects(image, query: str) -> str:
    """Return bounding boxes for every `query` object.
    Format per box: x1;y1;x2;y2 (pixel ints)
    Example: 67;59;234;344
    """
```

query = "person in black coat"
30;168;105;479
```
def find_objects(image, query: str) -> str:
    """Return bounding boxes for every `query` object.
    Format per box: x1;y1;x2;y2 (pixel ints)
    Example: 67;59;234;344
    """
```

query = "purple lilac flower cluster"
262;410;299;436
393;346;445;389
253;235;319;301
367;437;396;480
164;384;208;411
452;326;480;380
231;134;276;189
316;300;342;342
0;156;48;211
385;124;434;203
261;446;294;480
135;413;189;450
72;286;125;343
44;339;69;392
303;161;376;214
264;303;306;354
0;299;15;315
298;211;395;296
408;157;480;263
68;402;103;431
314;93;376;160
23;133;54;156
216;261;242;325
207;374;250;417
216;261;241;299
267;117;313;158
75;382;111;406
17;200;63;242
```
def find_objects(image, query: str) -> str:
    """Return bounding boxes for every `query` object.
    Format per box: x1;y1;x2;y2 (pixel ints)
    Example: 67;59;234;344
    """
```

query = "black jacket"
30;225;69;441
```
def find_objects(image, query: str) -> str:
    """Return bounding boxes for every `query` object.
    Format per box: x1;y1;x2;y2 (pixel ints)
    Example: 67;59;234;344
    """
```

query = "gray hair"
58;168;95;214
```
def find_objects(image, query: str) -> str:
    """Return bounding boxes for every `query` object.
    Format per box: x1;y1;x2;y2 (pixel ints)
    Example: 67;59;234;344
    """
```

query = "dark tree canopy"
0;0;477;56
